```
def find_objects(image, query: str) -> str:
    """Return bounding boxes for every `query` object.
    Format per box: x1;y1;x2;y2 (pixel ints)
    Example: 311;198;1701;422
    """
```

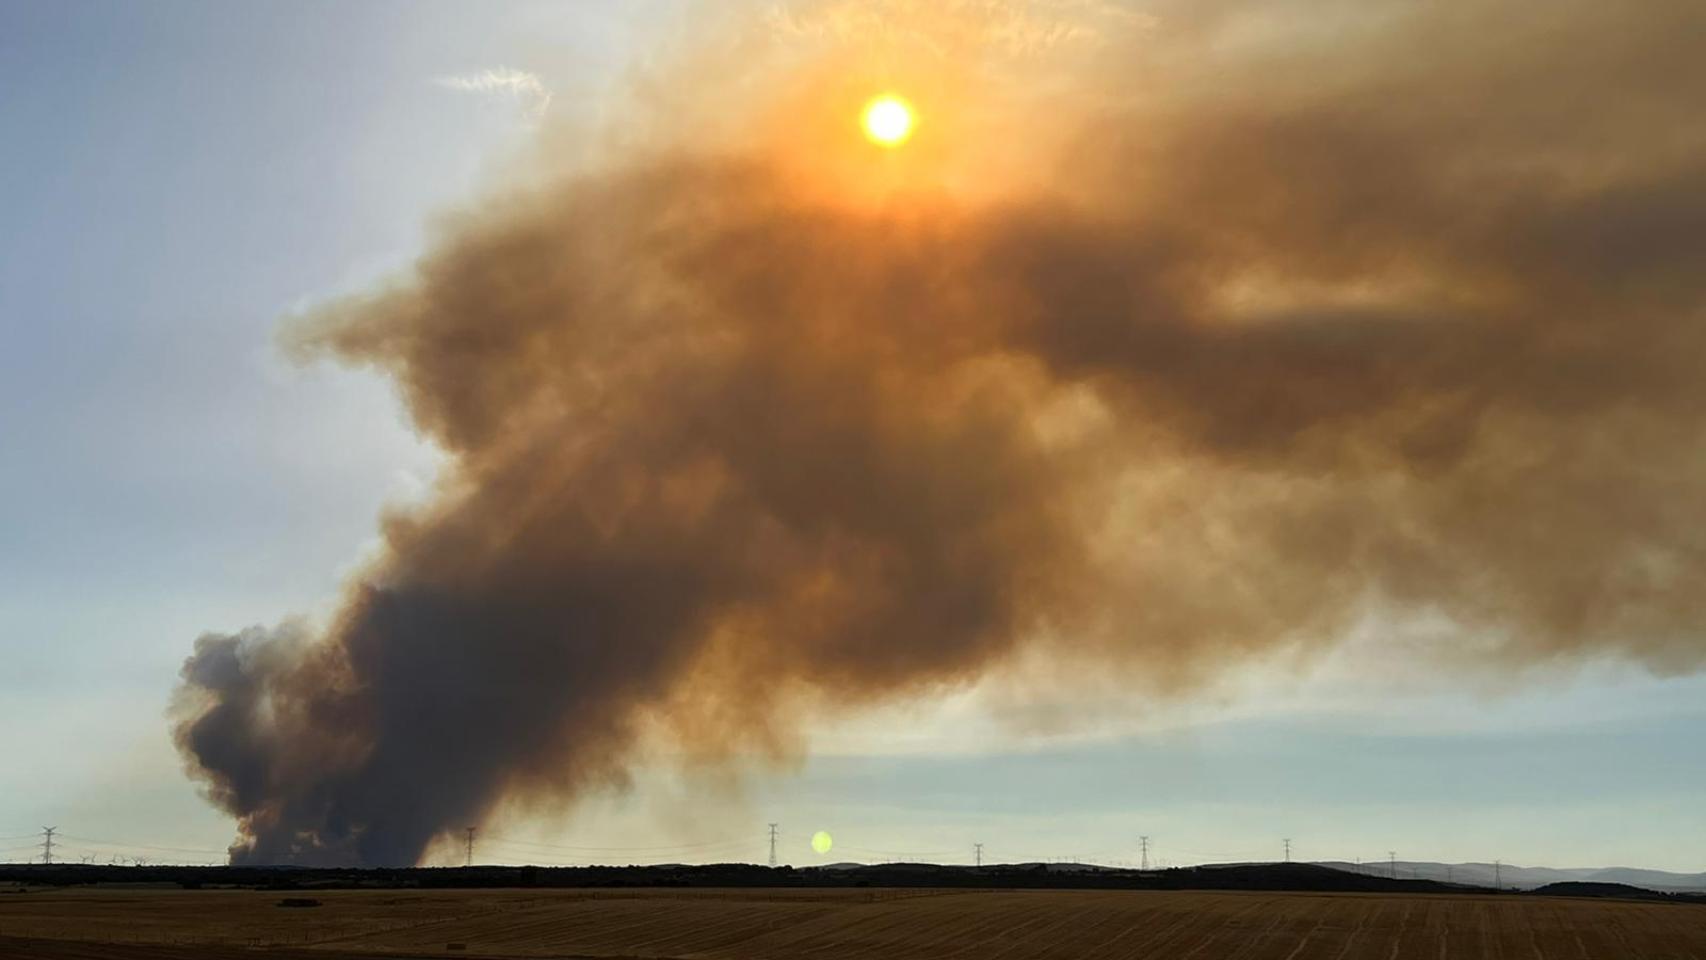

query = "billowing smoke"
174;0;1706;865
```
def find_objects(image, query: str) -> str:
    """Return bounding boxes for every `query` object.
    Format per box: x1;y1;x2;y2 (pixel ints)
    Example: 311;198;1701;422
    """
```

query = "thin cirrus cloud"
435;67;553;121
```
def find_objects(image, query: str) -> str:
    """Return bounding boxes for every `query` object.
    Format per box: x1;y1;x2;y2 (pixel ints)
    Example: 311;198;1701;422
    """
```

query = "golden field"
4;886;1706;959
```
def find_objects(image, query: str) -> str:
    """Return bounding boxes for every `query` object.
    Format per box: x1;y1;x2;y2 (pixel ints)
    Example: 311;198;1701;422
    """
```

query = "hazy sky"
3;0;1705;872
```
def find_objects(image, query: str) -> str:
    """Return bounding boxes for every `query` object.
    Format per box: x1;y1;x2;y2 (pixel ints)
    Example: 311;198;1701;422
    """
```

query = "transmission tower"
768;823;779;867
1283;838;1292;863
1139;836;1150;871
41;827;56;865
1494;859;1502;890
974;842;983;868
464;827;476;867
1389;851;1397;879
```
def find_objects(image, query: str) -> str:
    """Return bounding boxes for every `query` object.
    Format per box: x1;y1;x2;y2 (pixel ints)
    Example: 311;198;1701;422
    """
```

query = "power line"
836;844;957;860
56;834;227;856
480;834;749;854
12;825;1530;886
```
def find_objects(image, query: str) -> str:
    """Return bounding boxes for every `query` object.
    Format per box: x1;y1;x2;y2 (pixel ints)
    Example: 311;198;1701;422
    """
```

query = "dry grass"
4;886;1706;959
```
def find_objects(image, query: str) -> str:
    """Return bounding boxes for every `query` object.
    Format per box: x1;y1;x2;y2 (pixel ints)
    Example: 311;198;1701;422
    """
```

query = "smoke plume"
174;0;1706;865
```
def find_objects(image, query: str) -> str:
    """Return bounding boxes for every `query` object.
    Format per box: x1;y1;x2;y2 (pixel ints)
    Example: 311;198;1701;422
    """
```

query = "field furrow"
4;887;1705;959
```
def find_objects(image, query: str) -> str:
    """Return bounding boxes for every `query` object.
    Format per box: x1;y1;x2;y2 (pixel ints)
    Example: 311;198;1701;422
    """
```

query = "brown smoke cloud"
173;0;1706;865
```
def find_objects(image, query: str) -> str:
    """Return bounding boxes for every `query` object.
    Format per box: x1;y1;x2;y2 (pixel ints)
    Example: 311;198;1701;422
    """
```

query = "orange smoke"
174;0;1706;865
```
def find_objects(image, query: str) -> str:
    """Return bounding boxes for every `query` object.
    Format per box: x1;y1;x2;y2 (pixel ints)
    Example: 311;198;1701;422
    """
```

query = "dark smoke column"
170;157;1081;866
174;0;1706;866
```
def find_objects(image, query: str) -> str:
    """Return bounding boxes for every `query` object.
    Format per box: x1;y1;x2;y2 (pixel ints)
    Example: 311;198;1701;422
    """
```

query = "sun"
861;95;915;147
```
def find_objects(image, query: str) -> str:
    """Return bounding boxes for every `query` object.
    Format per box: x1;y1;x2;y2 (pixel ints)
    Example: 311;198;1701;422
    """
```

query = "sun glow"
861;95;915;147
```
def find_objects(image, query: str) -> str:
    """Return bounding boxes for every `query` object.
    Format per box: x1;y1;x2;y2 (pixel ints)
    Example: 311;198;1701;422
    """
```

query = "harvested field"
3;886;1706;959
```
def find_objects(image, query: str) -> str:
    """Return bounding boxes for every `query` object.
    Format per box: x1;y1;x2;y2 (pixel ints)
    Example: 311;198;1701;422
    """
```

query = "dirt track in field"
4;886;1705;959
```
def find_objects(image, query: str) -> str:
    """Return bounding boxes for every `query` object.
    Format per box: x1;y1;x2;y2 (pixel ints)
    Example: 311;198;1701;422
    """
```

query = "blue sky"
2;0;1704;873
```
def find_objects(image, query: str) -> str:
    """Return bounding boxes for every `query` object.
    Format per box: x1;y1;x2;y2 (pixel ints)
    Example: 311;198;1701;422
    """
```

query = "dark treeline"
0;861;1582;895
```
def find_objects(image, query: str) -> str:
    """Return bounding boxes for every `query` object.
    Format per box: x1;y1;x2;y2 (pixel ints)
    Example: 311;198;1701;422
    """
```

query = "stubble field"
3;886;1705;960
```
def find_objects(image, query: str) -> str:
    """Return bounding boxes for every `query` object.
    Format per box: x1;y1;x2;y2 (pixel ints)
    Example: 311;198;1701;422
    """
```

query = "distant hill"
0;860;1469;895
5;860;1699;901
1531;882;1672;901
1317;861;1706;892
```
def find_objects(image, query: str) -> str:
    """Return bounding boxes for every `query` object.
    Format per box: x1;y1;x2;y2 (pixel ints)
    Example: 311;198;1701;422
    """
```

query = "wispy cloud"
436;67;553;122
765;0;1153;59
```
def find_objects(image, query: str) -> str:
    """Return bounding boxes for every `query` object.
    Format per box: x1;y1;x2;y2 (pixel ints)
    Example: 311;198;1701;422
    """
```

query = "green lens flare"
811;831;833;855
